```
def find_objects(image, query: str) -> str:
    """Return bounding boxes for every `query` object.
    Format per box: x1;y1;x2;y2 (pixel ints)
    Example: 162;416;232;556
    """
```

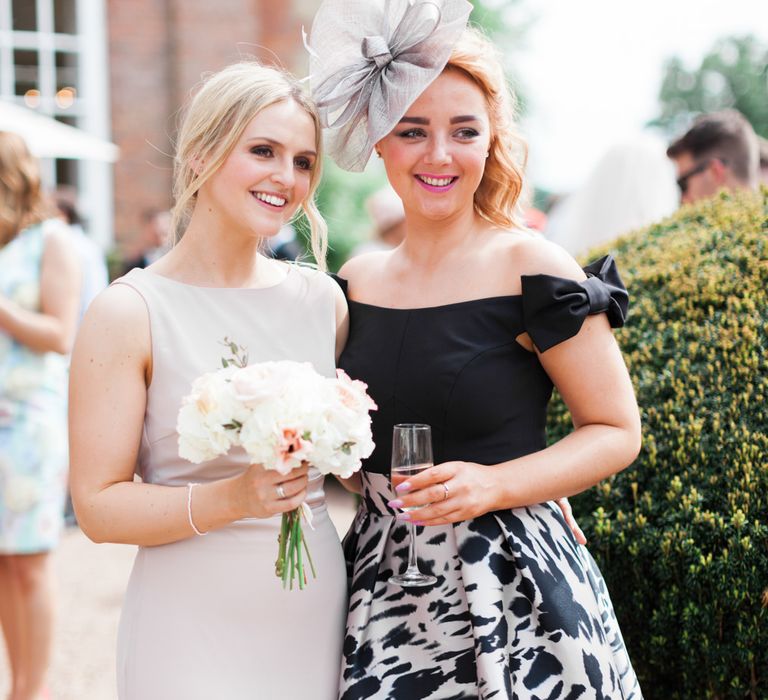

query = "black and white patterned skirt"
339;472;643;700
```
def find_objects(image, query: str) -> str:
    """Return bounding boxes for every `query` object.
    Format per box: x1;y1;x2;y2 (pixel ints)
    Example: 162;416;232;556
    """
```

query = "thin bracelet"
187;483;208;536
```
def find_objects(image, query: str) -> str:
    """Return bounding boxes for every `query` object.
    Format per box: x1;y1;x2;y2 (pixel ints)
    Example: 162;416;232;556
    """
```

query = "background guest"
0;132;80;700
666;109;760;204
265;223;304;261
119;208;171;275
349;185;406;257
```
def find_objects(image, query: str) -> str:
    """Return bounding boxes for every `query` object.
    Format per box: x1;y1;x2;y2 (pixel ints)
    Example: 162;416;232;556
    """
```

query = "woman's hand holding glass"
390;460;496;526
390;460;587;544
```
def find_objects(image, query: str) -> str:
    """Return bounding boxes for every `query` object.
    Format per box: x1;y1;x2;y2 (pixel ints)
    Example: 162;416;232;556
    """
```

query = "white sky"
507;0;768;193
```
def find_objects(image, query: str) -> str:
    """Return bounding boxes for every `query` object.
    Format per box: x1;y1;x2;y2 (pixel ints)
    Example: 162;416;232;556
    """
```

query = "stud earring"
485;152;490;159
375;150;382;158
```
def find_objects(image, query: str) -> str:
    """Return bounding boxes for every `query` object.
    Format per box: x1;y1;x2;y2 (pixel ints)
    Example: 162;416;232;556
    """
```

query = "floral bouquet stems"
276;508;317;590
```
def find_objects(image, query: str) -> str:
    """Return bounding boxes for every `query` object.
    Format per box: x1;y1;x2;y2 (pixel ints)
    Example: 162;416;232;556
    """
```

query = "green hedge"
547;188;768;699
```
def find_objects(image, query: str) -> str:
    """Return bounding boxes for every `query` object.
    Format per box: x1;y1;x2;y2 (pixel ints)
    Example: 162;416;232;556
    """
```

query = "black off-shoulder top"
334;255;628;474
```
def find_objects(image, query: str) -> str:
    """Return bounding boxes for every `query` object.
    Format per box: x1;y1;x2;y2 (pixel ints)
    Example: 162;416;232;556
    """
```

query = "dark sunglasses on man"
676;158;727;194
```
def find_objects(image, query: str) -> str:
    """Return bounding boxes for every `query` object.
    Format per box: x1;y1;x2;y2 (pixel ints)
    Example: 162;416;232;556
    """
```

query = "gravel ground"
0;482;358;700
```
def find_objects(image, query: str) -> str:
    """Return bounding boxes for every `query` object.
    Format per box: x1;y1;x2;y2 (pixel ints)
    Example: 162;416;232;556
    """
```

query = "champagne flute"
388;423;437;587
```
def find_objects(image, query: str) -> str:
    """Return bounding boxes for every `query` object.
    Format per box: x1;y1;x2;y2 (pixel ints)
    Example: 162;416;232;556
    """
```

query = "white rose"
177;360;376;478
176;368;240;463
334;370;378;413
238;411;282;469
177;400;233;463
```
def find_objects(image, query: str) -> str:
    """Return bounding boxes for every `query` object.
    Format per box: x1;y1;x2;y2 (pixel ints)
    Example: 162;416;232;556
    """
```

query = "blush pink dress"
112;265;346;700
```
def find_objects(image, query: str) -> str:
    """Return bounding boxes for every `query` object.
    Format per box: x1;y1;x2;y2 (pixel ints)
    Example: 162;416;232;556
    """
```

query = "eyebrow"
245;136;317;157
397;115;481;125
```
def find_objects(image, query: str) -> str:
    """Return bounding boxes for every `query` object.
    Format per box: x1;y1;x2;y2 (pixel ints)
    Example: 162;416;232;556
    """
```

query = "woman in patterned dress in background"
0;132;81;700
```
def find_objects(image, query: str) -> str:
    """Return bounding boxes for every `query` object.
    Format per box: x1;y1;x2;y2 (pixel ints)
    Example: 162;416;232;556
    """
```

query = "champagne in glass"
388;424;437;587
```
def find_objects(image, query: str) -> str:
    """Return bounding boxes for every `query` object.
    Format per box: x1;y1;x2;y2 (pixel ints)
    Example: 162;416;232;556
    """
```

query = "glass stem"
406;521;420;573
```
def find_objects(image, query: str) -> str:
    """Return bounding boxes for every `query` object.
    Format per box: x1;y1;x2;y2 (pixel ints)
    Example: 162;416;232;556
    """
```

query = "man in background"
667;109;760;205
121;208;171;275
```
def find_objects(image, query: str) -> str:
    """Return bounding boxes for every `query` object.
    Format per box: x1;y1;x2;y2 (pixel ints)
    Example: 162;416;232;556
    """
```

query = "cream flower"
178;359;376;476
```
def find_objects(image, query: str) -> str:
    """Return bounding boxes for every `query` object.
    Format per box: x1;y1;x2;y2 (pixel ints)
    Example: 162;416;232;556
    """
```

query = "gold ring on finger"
441;482;450;501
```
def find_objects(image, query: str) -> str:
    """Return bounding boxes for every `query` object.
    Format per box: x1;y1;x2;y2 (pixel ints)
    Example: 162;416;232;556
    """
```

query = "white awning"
0;100;119;162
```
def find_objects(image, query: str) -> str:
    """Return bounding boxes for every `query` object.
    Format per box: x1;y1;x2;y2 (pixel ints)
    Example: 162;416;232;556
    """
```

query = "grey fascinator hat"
307;0;473;172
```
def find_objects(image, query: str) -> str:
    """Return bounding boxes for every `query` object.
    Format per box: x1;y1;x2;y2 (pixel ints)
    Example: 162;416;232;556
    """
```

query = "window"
13;48;38;100
1;0;84;186
11;0;36;32
54;0;78;35
0;0;113;248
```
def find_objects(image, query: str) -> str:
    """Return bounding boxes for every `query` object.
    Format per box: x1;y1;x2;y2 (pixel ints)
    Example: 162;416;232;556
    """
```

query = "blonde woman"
0;132;80;700
308;1;644;697
69;63;348;699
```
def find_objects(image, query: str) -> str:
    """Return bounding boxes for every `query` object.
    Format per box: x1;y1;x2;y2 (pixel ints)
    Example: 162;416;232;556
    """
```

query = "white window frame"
0;0;113;250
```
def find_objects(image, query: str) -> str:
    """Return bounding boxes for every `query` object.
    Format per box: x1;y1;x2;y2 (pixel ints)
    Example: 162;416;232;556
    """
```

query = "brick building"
108;0;319;255
0;0;319;253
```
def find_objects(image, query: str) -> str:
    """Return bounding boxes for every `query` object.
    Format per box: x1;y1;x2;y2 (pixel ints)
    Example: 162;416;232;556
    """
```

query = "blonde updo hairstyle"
0;131;48;246
445;28;527;230
172;62;328;269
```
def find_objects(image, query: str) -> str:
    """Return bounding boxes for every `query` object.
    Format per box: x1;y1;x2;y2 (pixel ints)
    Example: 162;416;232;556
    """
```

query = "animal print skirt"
339;473;643;700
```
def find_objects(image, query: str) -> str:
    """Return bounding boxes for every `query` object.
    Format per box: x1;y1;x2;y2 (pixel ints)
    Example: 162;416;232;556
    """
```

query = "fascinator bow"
307;0;472;171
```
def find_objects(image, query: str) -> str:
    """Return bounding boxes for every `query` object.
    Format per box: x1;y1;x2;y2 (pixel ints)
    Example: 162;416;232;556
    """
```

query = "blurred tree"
470;0;521;38
299;159;387;272
652;35;768;138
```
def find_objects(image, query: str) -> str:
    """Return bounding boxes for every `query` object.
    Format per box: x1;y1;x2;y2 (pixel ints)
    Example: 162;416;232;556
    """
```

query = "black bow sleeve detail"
330;273;349;296
521;255;629;352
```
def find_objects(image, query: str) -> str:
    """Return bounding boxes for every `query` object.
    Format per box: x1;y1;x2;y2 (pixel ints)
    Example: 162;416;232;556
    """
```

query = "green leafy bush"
548;188;768;699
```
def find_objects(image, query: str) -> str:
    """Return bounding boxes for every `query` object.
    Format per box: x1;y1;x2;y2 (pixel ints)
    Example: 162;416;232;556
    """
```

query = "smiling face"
376;69;491;224
197;98;317;239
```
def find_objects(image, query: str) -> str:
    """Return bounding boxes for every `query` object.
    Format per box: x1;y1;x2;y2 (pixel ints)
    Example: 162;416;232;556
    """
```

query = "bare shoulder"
504;231;587;282
41;220;78;264
73;282;151;362
337;250;392;284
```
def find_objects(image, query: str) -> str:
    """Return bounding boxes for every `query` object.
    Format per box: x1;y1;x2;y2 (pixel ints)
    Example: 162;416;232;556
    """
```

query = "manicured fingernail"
396;512;411;521
387;499;403;509
395;482;412;493
412;521;424;526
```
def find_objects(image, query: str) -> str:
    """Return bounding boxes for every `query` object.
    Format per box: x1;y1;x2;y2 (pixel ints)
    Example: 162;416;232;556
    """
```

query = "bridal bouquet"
176;341;377;589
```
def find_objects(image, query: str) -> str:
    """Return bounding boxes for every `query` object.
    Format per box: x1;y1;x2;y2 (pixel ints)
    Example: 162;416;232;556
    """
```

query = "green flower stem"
276;513;289;578
301;529;317;579
276;508;317;590
296;517;305;590
288;517;296;590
